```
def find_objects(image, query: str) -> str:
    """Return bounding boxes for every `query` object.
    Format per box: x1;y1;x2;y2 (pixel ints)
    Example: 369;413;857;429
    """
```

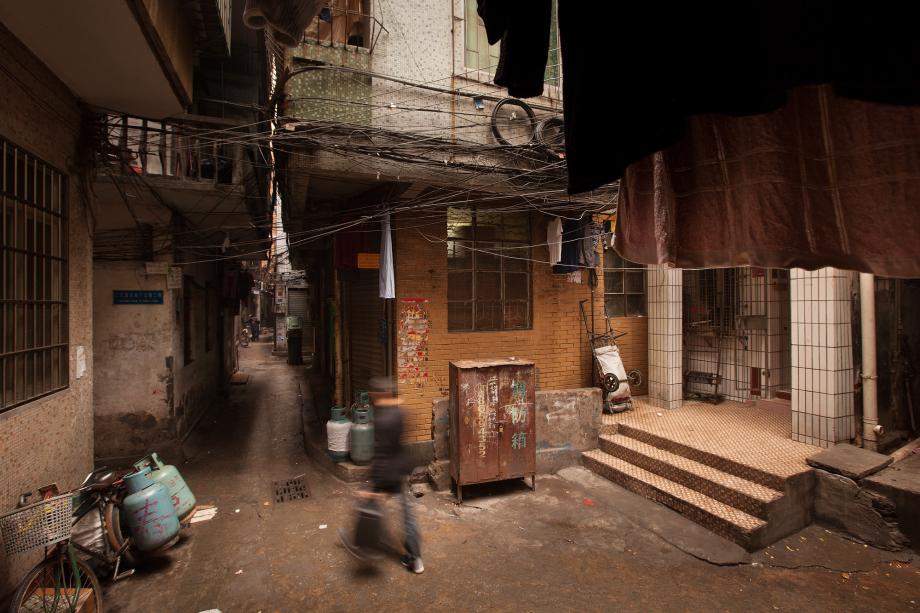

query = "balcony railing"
100;114;248;186
302;3;386;52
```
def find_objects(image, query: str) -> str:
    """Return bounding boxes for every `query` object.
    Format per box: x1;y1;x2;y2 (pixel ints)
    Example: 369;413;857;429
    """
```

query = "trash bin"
286;316;303;365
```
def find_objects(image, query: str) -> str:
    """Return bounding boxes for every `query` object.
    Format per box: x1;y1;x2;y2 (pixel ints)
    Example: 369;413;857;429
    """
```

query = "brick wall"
0;23;94;596
393;211;647;442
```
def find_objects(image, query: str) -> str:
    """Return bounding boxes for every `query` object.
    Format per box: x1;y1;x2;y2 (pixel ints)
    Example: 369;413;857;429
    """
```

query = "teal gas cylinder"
326;406;352;462
134;452;197;520
122;467;180;552
350;408;374;466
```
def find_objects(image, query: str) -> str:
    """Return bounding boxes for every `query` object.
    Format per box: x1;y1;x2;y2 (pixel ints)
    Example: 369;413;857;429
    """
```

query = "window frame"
1;136;69;414
447;208;532;332
461;0;561;90
603;248;646;318
303;0;371;48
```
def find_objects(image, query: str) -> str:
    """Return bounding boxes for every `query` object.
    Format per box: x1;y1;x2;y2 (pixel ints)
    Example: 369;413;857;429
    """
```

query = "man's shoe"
401;555;424;574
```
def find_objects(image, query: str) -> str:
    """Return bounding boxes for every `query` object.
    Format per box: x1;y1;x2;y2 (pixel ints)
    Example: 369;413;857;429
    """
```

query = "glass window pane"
626;271;645;294
504;272;529;300
605;270;623;294
503;301;529;329
502;246;529;271
604;249;625;269
447;208;473;239
474;301;502;331
627;294;646;317
476;271;501;299
449;302;473;331
447;240;473;270
476;242;501;271
502;212;530;242
475;211;501;241
605;295;625;318
448;271;472;301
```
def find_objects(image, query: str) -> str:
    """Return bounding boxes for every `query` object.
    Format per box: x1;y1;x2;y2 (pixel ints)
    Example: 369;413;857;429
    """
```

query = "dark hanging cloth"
552;218;581;274
477;1;920;194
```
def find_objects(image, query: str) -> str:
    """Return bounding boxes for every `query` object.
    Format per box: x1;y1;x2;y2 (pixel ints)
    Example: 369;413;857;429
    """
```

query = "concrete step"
599;434;782;519
582;449;766;550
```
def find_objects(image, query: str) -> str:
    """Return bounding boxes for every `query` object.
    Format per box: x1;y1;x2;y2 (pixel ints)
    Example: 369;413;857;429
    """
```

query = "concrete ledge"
807;444;892;480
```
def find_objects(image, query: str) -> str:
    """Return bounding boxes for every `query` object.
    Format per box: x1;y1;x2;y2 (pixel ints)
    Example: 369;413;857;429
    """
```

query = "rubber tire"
104;501;139;569
602;373;621;393
490;98;536;146
9;555;103;613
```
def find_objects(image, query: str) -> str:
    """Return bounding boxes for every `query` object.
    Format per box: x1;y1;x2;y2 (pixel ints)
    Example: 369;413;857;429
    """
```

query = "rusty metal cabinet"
449;359;536;502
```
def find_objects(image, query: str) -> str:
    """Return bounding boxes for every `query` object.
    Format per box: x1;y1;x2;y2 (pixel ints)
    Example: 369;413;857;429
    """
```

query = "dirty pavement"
104;342;919;613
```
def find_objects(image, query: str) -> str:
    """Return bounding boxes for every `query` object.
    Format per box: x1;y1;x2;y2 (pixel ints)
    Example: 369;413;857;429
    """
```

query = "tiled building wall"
393;211;644;442
765;270;792;396
790;268;856;447
0;24;94;597
648;266;682;410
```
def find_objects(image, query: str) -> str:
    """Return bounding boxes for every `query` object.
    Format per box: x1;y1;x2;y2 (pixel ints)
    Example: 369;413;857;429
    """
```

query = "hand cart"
579;300;642;413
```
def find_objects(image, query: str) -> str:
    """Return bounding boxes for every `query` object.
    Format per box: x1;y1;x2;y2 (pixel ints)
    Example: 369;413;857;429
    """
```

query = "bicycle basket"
0;494;73;556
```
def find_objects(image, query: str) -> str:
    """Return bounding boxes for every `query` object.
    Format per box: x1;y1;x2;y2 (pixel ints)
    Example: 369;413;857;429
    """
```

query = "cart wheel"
628;370;643;387
602;373;620;392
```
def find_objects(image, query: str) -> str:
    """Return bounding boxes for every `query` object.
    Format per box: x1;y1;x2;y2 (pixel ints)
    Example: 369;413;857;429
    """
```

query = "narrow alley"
4;3;920;612
101;340;918;612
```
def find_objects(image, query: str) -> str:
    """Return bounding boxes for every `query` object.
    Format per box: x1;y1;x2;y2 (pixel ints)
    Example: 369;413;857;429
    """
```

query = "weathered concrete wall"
93;261;175;459
535;388;603;474
0;22;94;598
93;258;227;461
428;388;602;488
863;454;920;551
814;469;909;550
171;261;225;445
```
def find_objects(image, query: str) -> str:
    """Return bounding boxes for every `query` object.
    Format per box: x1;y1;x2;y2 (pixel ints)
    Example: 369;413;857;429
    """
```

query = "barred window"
447;208;531;332
463;0;560;86
604;250;646;317
1;137;68;412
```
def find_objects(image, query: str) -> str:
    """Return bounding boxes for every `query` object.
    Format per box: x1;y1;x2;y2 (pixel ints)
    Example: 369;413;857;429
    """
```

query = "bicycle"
3;471;137;613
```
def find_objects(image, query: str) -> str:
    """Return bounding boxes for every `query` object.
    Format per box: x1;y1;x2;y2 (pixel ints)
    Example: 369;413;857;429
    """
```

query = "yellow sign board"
357;252;380;269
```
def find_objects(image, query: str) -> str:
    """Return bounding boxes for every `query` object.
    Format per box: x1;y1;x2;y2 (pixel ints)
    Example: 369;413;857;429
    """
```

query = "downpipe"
860;273;883;451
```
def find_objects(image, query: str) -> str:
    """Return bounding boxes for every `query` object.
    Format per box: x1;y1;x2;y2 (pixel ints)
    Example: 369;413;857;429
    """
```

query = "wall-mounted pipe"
860;273;882;450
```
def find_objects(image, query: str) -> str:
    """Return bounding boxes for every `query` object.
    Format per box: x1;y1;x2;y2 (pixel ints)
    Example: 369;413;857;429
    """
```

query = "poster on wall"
398;299;430;388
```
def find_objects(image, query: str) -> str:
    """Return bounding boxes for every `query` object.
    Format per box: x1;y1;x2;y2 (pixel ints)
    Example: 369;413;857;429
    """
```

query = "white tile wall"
789;268;856;447
647;266;683;410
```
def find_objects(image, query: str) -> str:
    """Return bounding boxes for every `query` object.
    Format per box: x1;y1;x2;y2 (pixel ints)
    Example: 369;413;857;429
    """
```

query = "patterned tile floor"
602;398;821;479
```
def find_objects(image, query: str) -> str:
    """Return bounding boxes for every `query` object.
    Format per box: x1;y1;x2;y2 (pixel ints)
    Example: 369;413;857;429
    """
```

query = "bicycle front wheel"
9;554;103;613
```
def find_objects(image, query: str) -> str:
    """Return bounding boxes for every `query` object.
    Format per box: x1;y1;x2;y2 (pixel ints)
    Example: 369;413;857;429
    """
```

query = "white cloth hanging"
547;216;563;265
379;212;395;299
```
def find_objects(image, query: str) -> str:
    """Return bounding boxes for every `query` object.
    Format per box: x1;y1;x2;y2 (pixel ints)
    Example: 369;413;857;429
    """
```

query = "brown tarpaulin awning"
615;86;920;277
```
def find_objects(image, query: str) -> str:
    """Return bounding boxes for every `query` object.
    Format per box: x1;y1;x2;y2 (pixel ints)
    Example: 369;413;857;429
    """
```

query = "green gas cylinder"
133;452;197;521
122;467;180;552
350;408;374;466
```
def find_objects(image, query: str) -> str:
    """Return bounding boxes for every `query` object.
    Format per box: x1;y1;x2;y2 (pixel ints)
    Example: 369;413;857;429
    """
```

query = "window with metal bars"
447;208;531;332
463;0;560;86
603;249;646;317
1;137;69;413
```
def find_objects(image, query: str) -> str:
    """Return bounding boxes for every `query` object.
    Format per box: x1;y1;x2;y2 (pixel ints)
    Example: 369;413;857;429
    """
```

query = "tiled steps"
598;434;782;519
583;430;804;551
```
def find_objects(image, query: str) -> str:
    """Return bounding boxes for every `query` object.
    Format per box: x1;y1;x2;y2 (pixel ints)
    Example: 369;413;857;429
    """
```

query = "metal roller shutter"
347;271;387;398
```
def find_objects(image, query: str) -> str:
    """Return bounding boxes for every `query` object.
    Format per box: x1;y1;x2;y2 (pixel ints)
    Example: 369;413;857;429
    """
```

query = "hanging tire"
9;554;103;613
535;116;566;155
490;98;537;146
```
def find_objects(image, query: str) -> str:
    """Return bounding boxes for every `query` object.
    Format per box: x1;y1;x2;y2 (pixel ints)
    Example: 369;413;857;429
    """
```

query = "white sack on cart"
595;344;631;400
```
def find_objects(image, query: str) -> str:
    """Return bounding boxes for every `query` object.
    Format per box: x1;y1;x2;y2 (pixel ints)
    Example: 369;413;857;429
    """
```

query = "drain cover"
273;476;311;503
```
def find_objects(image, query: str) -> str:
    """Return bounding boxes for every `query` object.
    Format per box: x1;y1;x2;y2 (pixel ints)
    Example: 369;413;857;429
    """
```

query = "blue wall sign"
113;290;164;305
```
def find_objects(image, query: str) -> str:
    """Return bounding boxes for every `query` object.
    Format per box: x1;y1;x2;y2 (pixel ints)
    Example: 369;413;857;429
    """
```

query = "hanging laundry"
379;213;395;299
547;216;563;265
552;218;580;274
578;220;602;268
